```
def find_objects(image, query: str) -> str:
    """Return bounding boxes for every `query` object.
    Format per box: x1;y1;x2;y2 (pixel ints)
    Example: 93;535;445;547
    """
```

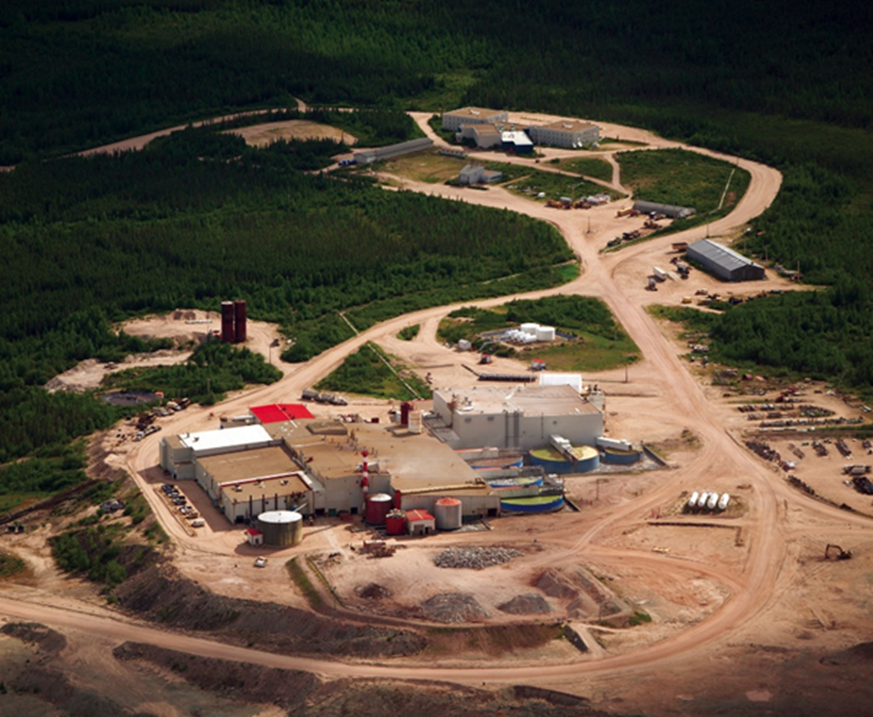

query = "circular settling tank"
434;498;463;530
500;494;565;513
528;445;599;474
365;493;393;525
257;510;303;547
602;447;642;464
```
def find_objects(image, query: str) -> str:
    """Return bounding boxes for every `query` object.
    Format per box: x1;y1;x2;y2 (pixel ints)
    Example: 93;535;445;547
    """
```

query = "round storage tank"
257;510;303;547
528;445;599;474
434;498;462;531
520;322;539;335
536;326;556;341
601;447;642;465
365;493;393;525
385;510;406;536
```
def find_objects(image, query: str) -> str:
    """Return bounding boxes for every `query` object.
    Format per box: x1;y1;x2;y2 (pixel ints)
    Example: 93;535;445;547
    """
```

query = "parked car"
253;556;267;568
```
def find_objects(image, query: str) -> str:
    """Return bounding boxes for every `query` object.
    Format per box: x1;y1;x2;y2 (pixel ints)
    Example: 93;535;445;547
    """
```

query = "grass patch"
375;151;467;184
0;552;26;579
398;324;420;341
492;163;621;202
629;610;653;626
286;558;325;611
557;157;614;182
316;342;431;400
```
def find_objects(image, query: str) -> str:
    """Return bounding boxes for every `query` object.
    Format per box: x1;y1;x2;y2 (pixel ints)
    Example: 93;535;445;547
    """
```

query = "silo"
365;493;393;525
257;510;303;547
400;401;412;426
221;301;235;343
434;498;463;530
536;326;556;342
520;322;539;336
385;509;406;536
234;300;247;343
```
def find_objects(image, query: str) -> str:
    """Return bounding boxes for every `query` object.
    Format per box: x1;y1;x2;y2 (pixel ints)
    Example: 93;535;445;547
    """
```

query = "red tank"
385;510;406;536
233;300;247;343
220;301;235;343
400;401;413;426
365;493;393;525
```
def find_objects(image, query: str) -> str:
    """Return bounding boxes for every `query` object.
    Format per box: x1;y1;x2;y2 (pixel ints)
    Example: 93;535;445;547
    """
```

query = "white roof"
180;424;273;454
538;372;583;393
258;510;303;524
501;131;533;147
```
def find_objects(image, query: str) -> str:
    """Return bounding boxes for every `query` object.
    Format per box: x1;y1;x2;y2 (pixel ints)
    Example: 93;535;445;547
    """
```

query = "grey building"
633;201;696;219
353;138;433;165
529;120;600;148
442;107;508;132
687;239;766;282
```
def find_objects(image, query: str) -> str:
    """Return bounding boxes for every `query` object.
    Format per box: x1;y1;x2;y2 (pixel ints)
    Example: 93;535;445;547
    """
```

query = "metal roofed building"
457;123;503;149
442;107;509;132
353;138;433;165
632;201;696;219
529;120;600;148
501;130;534;154
160;424;275;480
432;384;603;451
249;403;314;424
458;164;503;185
687;239;766;282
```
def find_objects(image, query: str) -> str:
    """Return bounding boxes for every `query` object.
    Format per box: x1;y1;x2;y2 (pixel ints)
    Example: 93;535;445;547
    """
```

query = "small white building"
442;107;508;132
406;509;436;536
530;120;600;148
458;164;503;185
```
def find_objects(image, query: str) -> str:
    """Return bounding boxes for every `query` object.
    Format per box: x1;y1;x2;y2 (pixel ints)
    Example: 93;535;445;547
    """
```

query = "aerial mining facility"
159;380;646;546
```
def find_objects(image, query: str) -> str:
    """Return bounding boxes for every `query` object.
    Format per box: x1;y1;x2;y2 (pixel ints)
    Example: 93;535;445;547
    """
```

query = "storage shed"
406;509;436;536
687;239;766;282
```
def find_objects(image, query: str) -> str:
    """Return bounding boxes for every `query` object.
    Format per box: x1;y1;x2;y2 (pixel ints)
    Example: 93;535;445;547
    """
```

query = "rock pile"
434;546;524;570
421;593;489;623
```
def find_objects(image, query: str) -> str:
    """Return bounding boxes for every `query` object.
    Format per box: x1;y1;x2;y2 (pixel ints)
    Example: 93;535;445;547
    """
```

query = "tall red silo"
400;401;413;426
365;493;393;525
221;301;235;343
233;300;247;343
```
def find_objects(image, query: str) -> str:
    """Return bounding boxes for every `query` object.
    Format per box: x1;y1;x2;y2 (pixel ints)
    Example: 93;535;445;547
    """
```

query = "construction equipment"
479;353;493;365
824;544;853;560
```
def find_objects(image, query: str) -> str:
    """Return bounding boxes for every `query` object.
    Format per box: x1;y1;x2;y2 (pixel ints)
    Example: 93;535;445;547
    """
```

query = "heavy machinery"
824;544;853;560
479;353;493;365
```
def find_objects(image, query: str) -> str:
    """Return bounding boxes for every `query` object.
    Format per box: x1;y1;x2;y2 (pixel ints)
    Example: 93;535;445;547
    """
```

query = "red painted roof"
246;528;263;536
250;403;315;424
405;509;435;523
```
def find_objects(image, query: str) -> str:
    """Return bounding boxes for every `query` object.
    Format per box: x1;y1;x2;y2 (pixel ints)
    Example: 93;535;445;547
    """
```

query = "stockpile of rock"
433;546;524;570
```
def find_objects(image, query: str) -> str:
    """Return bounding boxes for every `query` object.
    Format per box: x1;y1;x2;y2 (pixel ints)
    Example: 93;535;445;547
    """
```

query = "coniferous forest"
0;0;871;496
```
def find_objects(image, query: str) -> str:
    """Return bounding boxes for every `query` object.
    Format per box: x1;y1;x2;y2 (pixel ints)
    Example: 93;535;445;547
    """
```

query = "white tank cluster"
502;323;556;344
686;491;730;512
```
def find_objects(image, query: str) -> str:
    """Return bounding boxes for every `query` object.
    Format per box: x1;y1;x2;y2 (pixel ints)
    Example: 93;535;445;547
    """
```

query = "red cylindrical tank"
400;401;413;426
365;493;393;525
233;300;247;343
385;510;406;536
221;301;235;343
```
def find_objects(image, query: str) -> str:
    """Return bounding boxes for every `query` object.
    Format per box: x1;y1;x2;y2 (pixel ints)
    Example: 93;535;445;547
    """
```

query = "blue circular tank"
602;448;642;465
528;445;599;474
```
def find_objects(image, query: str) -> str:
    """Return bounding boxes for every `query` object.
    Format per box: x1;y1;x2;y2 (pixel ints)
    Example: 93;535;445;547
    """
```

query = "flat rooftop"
219;471;310;503
438;384;600;417
446;107;504;118
538;120;597;133
198;444;302;485
179;424;273;454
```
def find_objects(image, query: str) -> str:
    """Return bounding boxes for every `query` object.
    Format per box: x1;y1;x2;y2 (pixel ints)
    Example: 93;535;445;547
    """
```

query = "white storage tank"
688;492;699;509
697;492;709;509
434;497;463;530
718;493;730;511
536;326;556;342
707;492;719;510
520;323;539;336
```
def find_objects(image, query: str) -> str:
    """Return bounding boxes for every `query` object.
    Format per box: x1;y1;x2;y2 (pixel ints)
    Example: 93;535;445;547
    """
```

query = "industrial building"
501;130;534;154
442;107;509;132
160;418;502;524
430;384;603;451
632;201;696;220
529;120;600;148
353;138;433;165
687;239;766;282
458;164;503;185
457;123;502;149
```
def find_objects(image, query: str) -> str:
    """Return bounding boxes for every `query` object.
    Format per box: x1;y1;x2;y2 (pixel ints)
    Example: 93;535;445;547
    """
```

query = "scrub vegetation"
316;343;432;401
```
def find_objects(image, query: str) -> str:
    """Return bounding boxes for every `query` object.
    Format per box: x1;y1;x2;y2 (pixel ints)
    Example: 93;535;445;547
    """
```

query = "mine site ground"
1;109;872;717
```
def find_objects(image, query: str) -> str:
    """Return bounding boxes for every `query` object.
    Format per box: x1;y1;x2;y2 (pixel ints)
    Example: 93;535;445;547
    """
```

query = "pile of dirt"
355;582;392;600
115;563;426;657
821;641;873;666
421;592;489;623
114;642;318;709
498;593;553;615
434;546;524;569
535;568;625;619
1;622;66;659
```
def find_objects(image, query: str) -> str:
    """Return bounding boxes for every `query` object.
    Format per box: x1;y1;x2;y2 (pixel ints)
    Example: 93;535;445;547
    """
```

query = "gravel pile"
434;546;524;570
498;593;553;615
421;593;489;623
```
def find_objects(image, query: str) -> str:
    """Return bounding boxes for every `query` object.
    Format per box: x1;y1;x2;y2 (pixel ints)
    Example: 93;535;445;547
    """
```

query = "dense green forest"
0;0;870;502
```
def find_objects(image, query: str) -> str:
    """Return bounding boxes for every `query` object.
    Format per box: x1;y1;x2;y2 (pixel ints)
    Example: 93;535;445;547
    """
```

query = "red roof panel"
405;509;435;523
250;403;315;423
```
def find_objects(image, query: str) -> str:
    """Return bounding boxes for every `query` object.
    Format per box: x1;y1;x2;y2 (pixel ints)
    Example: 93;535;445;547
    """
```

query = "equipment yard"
2;108;872;717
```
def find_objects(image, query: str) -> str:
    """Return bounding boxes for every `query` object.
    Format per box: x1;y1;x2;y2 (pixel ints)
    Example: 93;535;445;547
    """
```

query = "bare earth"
2;108;872;716
225;120;357;147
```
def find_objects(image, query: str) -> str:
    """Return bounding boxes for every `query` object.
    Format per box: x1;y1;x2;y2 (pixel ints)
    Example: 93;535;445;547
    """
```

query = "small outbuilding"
245;527;264;547
458;164;503;185
406;509;436;536
687;239;766;282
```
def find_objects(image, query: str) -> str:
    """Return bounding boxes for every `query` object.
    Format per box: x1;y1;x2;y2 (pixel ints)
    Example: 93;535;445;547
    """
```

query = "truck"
653;266;667;282
301;388;320;401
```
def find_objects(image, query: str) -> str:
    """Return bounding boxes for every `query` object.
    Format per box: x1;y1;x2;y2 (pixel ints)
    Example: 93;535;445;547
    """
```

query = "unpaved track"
9;107;867;695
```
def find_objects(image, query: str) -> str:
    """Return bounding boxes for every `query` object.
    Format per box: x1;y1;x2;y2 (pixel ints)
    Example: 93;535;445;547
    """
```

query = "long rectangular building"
442;107;508;132
529;120;600;148
687;239;766;282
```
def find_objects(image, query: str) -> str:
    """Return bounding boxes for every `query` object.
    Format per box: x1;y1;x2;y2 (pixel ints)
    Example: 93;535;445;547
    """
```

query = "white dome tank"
688;492;699;509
